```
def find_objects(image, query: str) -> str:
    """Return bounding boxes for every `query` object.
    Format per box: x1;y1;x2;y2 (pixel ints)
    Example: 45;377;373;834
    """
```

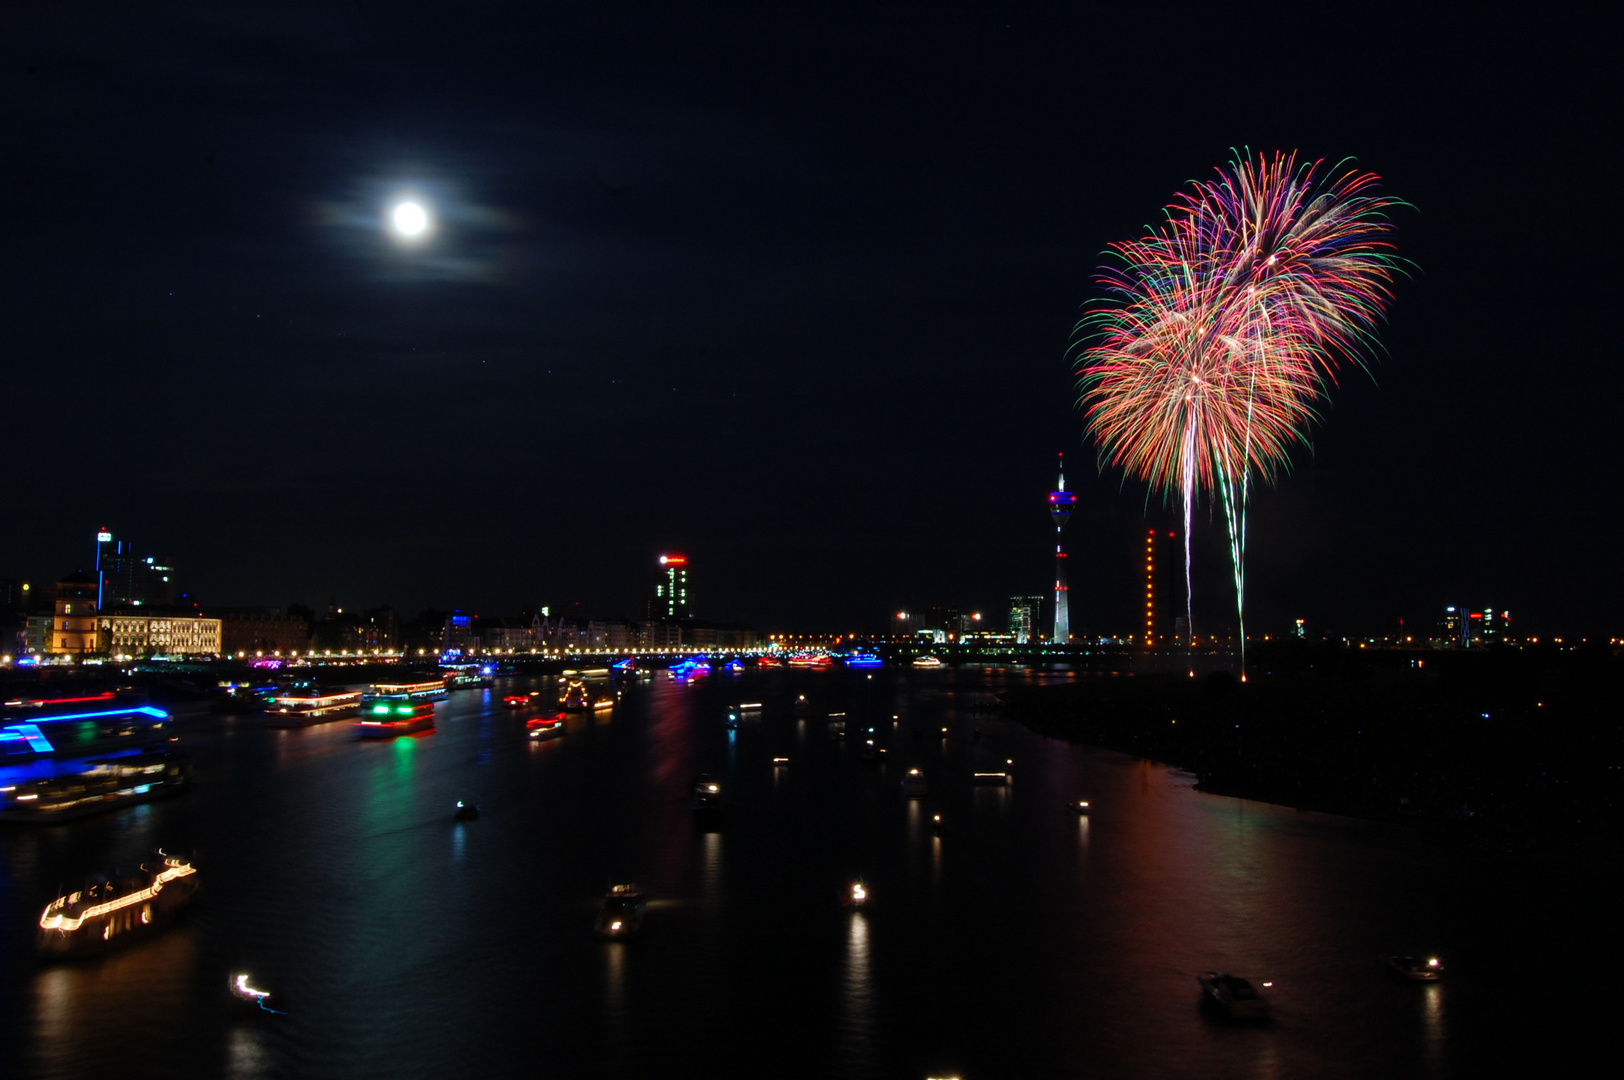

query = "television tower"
1048;453;1075;642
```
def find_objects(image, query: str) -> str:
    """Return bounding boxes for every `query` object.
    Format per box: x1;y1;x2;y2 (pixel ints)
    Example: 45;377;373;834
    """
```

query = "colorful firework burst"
1076;150;1406;666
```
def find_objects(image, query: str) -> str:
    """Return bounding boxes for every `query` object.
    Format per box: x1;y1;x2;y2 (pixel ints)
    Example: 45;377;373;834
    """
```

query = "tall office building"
651;554;690;621
1009;595;1044;644
95;529;174;608
1047;454;1075;643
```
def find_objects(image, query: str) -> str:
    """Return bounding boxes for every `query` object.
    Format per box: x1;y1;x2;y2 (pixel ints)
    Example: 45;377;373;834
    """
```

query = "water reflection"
226;1023;273;1080
839;911;875;1075
701;830;722;911
1423;983;1447;1073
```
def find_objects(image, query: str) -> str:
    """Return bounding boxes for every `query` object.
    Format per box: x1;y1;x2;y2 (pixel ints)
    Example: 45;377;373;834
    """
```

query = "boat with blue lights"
36;852;200;958
1;750;191;824
0;696;172;762
355;700;436;737
846;652;882;668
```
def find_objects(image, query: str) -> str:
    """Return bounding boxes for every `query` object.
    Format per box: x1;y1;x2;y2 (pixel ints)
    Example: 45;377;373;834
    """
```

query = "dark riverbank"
1000;640;1624;858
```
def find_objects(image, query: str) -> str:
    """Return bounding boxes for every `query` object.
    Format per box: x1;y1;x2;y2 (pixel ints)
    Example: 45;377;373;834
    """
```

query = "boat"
737;702;763;715
1;750;191;824
846;652;882;668
362;678;447;705
229;973;280;1014
1065;800;1091;815
827;714;847;734
771;756;790;767
807;653;834;668
355;700;436;738
913;655;945;669
972;771;1011;786
595;883;646;939
843;879;869;909
1;698;172;762
755;655;783;669
560;679;607;711
722;658;746;674
861;739;886;764
902;768;929;796
793;695;811;717
1384;955;1445;982
691;773;724;810
36;852;200;958
443;665;493;690
724;709;740;729
264;689;363;727
501;693;534;709
930;812;947;835
1197;972;1270;1020
527;714;566;739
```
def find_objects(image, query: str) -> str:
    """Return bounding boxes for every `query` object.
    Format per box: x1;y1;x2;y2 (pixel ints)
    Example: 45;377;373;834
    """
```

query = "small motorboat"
527;713;566;739
1384;955;1445;982
501;694;532;709
724;709;740;729
595;884;647;939
843;879;869;909
1065;800;1091;815
930;813;947;836
692;773;724;810
793;695;811;717
771;756;790;768
229;973;279;1013
1198;972;1269;1021
902;768;928;797
454;800;480;821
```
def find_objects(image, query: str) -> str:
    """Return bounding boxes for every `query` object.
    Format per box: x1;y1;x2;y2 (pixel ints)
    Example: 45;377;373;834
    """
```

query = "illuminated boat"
808;653;834;668
902;768;929;796
1;750;191;824
691;773;724;810
1197;972;1269;1021
362;678;447;704
230;973;279;1013
755;655;783;668
846;652;882;668
843;879;869;909
595;884;646;939
527;713;566;739
454;800;480;821
1065;799;1091;815
355;700;436;737
0;698;171;761
264;690;363;727
723;658;746;674
562;680;615;712
793;695;811;717
1384;955;1445;982
36;852;200;958
444;665;493;689
912;655;945;669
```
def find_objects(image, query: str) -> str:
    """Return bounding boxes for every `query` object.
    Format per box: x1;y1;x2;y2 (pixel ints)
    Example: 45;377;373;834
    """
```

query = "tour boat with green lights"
1;750;191;823
36;852;200;958
355;699;436;737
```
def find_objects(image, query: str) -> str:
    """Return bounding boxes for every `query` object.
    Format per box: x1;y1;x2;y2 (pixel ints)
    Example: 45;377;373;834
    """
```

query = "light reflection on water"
839;911;875;1076
1;666;1612;1080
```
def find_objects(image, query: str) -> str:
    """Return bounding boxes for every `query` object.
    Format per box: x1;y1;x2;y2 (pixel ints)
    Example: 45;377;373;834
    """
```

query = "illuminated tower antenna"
1048;454;1075;643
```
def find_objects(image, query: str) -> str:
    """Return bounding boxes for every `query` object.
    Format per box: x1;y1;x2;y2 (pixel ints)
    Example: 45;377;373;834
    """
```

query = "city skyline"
2;8;1619;636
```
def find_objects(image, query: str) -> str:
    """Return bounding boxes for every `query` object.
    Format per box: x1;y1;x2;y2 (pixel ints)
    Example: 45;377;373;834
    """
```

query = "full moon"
391;201;429;237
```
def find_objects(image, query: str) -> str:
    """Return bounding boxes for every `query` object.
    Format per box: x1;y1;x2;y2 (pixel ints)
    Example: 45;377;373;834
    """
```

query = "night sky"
4;7;1620;637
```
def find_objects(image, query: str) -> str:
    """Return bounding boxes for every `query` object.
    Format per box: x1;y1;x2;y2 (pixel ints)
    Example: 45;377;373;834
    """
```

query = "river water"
0;667;1612;1078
